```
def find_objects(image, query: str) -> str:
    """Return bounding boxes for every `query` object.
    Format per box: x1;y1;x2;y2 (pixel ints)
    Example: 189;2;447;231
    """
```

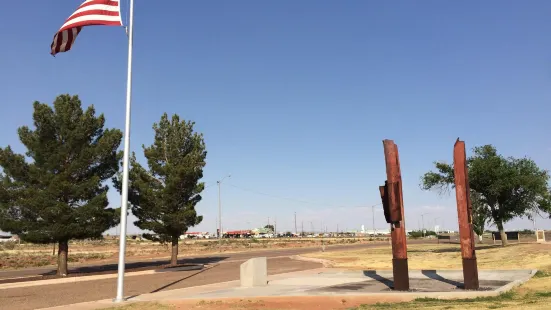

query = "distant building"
365;229;391;235
252;227;272;235
180;232;210;239
224;230;252;238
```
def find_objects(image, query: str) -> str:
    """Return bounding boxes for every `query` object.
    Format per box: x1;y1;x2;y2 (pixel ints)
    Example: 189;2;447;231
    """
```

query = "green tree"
470;190;488;243
117;113;206;266
0;95;122;275
264;224;275;232
421;145;551;246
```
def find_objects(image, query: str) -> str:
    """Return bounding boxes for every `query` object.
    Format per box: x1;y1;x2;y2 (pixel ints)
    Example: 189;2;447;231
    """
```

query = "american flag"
51;0;123;56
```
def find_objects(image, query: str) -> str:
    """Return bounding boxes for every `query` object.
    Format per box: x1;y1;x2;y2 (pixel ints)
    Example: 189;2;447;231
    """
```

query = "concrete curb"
494;269;538;294
0;264;204;290
291;255;334;267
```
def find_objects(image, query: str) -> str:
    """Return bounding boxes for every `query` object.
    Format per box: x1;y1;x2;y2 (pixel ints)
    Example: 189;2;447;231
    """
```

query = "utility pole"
301;221;304;236
421;213;428;237
372;205;375;235
218;182;221;240
294;212;297;235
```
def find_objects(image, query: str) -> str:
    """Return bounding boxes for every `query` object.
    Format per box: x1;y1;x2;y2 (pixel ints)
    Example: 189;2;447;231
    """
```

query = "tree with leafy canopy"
115;113;206;266
421;145;551;246
264;224;275;232
0;95;122;275
470;190;488;242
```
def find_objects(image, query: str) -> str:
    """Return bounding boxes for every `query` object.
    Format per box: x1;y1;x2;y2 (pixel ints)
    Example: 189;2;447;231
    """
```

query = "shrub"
0;241;17;250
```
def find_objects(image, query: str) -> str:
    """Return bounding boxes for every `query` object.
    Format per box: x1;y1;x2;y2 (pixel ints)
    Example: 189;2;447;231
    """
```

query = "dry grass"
304;243;551;309
305;243;551;271
0;237;380;269
352;274;551;309
102;302;173;310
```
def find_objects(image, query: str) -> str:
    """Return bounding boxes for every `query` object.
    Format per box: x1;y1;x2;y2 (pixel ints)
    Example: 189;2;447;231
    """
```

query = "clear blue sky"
1;1;550;234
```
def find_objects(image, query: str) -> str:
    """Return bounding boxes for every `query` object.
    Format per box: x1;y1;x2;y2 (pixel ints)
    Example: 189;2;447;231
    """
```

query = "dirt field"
0;237;383;269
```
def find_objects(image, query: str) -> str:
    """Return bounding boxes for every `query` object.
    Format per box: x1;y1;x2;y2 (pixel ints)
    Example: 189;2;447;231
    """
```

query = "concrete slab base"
132;268;535;301
41;268;536;310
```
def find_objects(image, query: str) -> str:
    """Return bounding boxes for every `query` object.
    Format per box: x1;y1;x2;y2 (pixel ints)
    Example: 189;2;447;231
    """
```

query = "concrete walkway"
41;268;536;310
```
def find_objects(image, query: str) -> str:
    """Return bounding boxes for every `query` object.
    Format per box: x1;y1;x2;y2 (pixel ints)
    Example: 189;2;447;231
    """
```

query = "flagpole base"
113;298;127;303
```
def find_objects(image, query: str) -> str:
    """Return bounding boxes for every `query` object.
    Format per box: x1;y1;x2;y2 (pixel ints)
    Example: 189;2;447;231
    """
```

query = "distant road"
0;239;437;281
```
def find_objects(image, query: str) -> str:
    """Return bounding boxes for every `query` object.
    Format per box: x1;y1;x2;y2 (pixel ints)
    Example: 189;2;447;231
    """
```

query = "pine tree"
117;113;206;266
0;95;122;275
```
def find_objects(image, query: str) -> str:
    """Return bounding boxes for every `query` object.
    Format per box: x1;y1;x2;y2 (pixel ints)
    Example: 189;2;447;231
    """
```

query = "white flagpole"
115;0;134;303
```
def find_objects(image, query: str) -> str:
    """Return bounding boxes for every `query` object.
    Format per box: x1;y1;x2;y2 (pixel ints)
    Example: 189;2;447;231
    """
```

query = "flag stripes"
51;0;123;55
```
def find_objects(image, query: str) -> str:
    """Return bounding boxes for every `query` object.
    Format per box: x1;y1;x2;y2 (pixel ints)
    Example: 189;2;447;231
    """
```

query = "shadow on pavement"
363;270;465;290
152;264;219;293
126;264;220;300
40;256;229;276
421;270;463;288
363;270;393;289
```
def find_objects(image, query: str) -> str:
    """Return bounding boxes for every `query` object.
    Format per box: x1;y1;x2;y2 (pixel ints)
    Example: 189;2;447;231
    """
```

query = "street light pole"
371;203;381;236
217;174;231;249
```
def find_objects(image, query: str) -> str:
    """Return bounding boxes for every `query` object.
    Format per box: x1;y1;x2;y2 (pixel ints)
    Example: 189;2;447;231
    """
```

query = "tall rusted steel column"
453;139;479;290
379;139;409;291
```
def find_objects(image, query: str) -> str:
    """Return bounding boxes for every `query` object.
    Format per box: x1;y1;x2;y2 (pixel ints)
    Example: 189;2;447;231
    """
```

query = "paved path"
0;257;320;310
0;241;415;280
0;241;436;310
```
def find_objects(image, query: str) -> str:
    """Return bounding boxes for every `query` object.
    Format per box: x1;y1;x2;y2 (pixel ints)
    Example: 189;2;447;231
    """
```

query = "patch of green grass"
533;270;551;278
535;291;551;297
353;291;517;310
415;291;516;303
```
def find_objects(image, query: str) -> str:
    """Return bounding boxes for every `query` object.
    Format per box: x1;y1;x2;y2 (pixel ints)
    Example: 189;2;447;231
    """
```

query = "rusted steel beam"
380;139;409;291
453;139;479;290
